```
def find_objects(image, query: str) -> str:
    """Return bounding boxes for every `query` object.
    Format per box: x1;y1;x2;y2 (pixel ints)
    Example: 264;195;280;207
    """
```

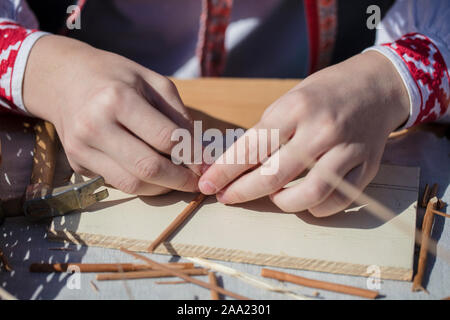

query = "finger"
115;89;202;174
90;123;200;192
199;122;295;195
140;75;193;129
69;147;171;196
198;90;335;196
215;142;306;204
309;162;379;217
269;144;364;213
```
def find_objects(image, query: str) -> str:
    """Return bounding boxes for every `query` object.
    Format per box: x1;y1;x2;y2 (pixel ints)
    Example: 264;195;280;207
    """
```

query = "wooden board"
49;164;419;281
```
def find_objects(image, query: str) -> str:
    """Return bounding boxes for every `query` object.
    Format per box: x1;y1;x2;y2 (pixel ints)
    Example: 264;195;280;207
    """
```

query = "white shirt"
0;0;448;125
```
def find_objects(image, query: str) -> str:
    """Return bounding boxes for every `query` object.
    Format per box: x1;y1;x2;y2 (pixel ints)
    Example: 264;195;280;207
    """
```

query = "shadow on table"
235;193;407;230
0;214;86;300
384;125;450;290
0;114;87;300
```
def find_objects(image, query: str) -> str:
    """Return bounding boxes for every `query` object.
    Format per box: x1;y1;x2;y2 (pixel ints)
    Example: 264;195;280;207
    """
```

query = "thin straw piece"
0;287;17;300
412;198;438;292
90;280;100;293
187;257;311;300
156;280;189;285
261;268;379;299
97;268;208;281
148;193;206;252
208;272;221;300
429;184;439;201
431;209;450;219
120;247;250;300
421;184;431;208
0;248;12;271
30;262;193;273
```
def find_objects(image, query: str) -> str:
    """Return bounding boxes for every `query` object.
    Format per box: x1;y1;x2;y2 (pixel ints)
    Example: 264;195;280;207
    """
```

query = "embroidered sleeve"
0;0;48;115
0;20;47;114
367;33;449;128
364;0;450;129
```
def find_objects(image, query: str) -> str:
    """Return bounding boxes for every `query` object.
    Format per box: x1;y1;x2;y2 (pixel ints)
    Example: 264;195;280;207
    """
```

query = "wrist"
23;35;97;122
360;51;410;132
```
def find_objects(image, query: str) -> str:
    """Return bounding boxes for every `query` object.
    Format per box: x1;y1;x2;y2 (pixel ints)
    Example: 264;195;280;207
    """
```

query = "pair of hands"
24;35;409;217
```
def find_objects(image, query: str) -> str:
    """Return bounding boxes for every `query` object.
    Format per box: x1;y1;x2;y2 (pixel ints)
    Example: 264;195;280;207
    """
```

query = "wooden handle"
30;121;57;186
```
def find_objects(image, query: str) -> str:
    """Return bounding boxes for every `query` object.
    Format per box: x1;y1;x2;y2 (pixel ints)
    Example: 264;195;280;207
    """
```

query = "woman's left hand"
198;51;410;217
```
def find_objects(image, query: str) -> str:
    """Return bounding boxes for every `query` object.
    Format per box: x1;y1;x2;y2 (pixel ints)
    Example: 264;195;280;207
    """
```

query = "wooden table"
0;78;449;300
173;78;299;129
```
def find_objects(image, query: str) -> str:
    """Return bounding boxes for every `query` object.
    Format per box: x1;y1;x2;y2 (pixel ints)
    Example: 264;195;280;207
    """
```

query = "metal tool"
22;120;108;221
23;175;108;220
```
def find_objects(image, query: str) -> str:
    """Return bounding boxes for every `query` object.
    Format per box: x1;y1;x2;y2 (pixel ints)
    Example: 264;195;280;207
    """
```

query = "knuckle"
317;114;341;144
154;125;176;151
288;91;315;118
63;139;83;158
176;173;197;191
135;157;162;181
265;173;285;190
92;83;133;114
159;77;177;93
347;144;366;163
305;180;330;204
117;177;141;194
95;84;125;105
212;167;234;186
72;114;98;141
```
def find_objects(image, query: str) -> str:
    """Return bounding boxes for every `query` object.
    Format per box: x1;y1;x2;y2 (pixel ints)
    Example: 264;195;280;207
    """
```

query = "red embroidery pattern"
304;0;338;74
383;33;450;126
0;20;38;114
197;0;233;77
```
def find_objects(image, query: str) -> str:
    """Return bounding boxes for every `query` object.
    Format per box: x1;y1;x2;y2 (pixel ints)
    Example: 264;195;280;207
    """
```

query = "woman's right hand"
23;35;201;195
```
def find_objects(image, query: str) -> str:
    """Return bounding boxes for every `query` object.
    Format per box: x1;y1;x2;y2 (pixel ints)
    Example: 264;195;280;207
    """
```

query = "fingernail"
199;180;217;194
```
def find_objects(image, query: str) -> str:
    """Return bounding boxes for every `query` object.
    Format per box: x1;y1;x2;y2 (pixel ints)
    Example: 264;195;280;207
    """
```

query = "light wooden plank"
49;164;419;281
49;79;418;281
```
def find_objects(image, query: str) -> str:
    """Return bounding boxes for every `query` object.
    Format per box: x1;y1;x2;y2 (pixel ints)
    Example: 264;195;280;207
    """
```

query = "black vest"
27;0;395;65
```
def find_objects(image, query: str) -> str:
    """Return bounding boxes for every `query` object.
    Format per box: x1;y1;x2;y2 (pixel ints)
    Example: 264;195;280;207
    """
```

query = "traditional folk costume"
0;0;448;129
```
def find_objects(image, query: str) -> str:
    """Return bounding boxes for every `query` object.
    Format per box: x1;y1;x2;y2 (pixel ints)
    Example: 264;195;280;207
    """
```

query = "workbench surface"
0;79;449;300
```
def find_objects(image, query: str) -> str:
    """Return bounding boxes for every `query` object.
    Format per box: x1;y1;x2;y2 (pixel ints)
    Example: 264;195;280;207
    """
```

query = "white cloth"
0;0;449;125
367;0;450;126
